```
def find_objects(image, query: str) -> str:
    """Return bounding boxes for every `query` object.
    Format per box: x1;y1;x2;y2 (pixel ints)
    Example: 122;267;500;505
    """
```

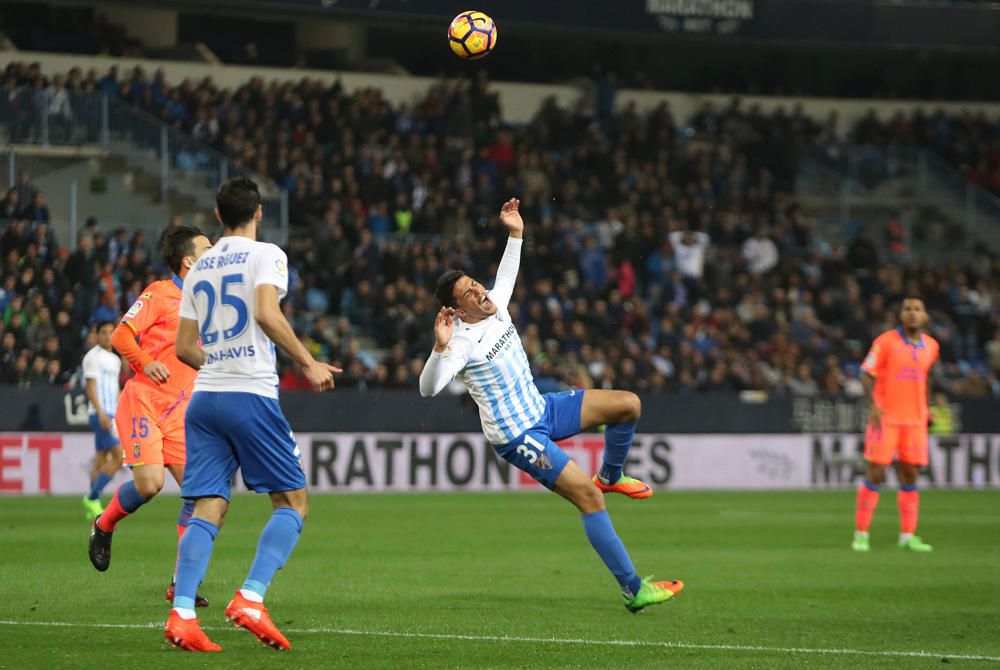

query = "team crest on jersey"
132;442;141;458
124;300;144;319
535;453;552;471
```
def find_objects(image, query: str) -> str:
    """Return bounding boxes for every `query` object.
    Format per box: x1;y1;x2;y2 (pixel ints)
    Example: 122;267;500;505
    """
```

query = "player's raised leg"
553;459;683;612
83;441;122;520
225;489;307;651
580;390;651;499
88;462;161;571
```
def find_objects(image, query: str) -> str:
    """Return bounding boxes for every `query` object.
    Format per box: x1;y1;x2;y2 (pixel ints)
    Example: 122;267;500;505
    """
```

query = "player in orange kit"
88;225;213;601
853;296;939;553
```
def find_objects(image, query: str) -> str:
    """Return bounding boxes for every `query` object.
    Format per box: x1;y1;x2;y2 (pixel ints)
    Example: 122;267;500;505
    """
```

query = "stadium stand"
0;62;997;398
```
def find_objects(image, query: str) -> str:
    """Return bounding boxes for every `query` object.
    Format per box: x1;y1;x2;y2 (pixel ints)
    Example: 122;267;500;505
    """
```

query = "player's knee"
293;499;309;521
573;482;605;514
866;464;887;485
135;478;163;499
622;392;641;422
898;463;919;485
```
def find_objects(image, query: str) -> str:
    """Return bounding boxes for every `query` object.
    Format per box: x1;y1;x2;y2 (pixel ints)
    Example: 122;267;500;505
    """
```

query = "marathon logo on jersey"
205;345;256;364
485;325;517;362
195;251;250;271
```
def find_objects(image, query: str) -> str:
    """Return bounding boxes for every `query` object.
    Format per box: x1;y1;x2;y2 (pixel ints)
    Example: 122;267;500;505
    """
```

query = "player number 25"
516;434;547;464
192;273;249;345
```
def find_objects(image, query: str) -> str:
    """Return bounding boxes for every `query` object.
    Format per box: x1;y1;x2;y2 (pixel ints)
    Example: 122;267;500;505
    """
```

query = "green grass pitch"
1;490;998;669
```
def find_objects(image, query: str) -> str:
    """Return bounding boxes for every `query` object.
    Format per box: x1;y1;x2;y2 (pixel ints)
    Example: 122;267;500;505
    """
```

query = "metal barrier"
0;86;288;244
803;144;1000;255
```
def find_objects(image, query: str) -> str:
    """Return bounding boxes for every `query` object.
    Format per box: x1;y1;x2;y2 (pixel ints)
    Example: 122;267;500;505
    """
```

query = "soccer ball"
448;11;498;60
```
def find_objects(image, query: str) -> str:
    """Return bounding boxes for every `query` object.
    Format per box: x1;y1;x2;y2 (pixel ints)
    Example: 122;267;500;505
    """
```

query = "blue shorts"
89;414;119;452
182;391;306;501
494;389;584;490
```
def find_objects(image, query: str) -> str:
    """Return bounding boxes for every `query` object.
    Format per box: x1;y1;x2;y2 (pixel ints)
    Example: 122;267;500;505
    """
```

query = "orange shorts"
115;381;190;467
864;422;928;466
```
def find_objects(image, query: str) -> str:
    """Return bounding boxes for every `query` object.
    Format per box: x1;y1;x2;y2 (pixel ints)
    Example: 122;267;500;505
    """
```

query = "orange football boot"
225;591;291;650
164;611;222;652
592;474;654;499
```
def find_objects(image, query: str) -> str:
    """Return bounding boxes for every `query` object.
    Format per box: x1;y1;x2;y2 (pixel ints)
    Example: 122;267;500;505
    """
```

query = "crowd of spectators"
0;61;998;400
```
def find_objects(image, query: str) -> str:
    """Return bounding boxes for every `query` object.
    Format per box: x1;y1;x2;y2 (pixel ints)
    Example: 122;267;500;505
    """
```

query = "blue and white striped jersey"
420;237;545;445
82;344;121;417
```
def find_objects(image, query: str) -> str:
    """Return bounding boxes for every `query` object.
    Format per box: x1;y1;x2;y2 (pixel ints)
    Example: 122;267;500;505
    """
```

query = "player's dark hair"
216;176;261;230
901;294;925;306
160;224;205;275
435;270;466;308
94;320;115;332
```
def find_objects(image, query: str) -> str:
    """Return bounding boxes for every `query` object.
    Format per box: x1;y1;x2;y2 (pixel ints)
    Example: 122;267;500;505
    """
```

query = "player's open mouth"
480;296;492;308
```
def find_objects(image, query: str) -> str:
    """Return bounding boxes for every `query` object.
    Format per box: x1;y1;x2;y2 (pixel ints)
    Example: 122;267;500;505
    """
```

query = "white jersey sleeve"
419;335;472;397
252;244;289;299
487;237;522;313
82;348;100;380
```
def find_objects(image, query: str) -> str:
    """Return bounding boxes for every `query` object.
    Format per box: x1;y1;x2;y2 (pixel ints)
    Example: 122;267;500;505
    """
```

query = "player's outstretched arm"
176;318;206;371
255;284;341;391
419;307;469;397
490;198;524;312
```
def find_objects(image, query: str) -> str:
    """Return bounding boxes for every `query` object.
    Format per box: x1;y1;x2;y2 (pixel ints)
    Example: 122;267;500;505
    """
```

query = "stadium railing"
802;144;1000;258
0;86;289;244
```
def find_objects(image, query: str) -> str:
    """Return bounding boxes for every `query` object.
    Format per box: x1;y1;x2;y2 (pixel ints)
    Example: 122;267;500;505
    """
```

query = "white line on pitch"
0;619;998;662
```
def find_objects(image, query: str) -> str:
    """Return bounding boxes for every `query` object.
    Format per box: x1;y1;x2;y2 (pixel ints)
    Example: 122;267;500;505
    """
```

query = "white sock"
172;607;197;620
239;589;264;603
854;530;869;539
899;532;914;544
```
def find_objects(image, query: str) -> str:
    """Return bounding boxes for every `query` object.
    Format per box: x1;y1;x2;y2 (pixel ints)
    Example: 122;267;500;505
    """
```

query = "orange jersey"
119;277;197;396
860;328;939;426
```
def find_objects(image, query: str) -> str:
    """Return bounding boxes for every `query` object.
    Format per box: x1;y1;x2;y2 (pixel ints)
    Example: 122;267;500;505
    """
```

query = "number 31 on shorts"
516;434;546;464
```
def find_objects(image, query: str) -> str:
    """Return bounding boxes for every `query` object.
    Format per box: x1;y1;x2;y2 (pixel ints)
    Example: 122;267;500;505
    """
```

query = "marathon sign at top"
204;0;999;49
269;0;757;36
644;0;755;35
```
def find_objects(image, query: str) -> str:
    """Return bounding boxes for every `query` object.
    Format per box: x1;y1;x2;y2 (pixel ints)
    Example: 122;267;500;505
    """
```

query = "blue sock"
117;479;149;512
599;421;637;484
178;499;194;527
88;472;113;501
242;508;304;599
863;479;881;492
173;518;218;612
581;510;642;599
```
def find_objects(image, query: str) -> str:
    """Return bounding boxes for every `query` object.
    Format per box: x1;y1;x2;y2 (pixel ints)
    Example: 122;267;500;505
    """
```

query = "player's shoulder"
139;279;169;298
924;333;940;350
253;240;287;261
873;330;897;345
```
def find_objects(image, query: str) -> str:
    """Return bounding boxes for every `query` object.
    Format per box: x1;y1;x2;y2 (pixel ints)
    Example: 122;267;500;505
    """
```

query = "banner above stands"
214;0;1000;49
3;432;997;495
